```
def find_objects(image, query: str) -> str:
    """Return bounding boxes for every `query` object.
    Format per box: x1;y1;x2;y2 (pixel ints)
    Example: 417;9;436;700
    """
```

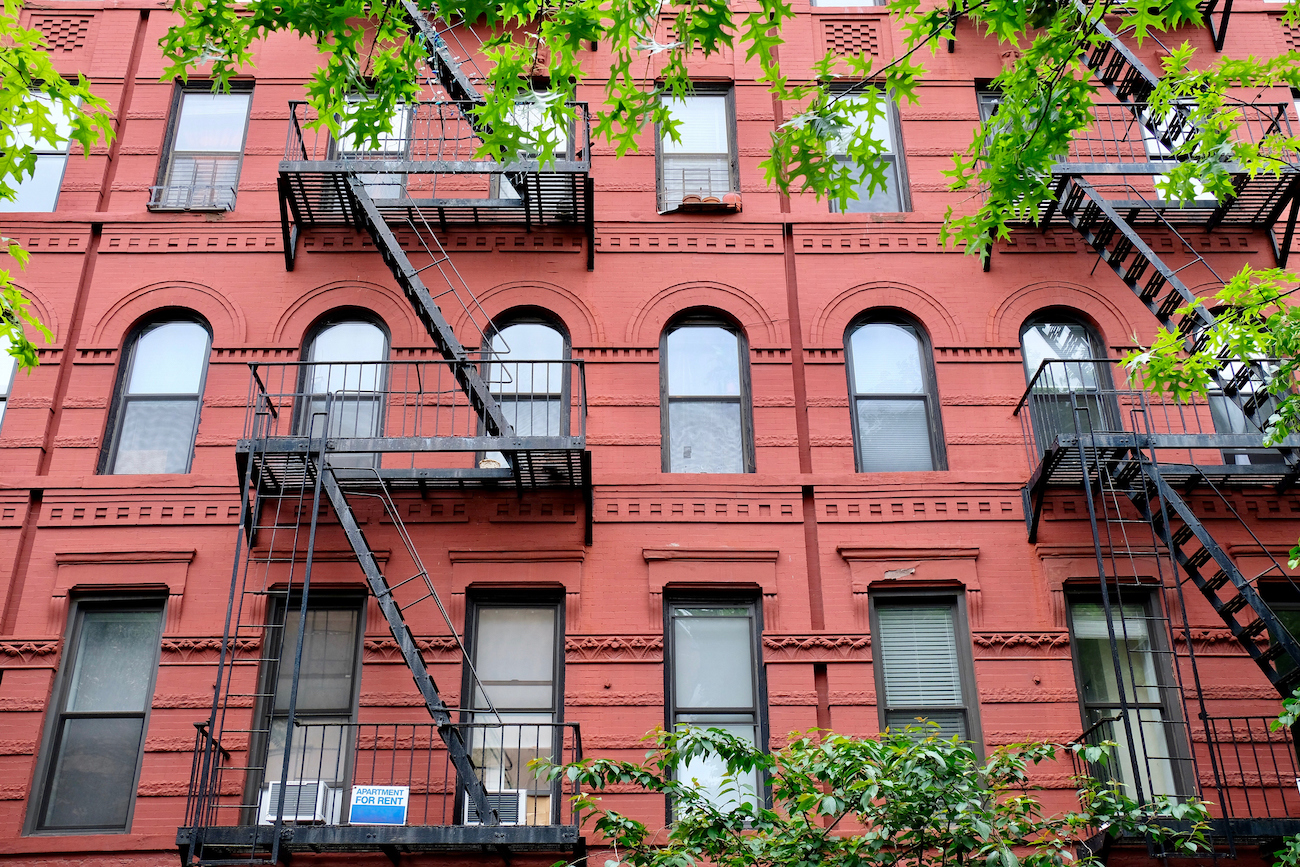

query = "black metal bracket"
1202;0;1233;52
1270;189;1300;268
277;175;299;272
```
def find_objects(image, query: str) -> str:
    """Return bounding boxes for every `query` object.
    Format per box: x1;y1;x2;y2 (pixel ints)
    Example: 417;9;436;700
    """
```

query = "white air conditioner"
463;789;529;826
259;780;331;824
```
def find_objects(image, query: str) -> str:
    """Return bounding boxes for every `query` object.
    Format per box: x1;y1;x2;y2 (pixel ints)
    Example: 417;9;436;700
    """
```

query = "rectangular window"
665;601;764;810
829;92;908;213
465;599;562;825
334;102;412;199
0;335;15;432
871;597;980;742
29;600;164;833
151;88;252;211
252;600;362;825
658;92;737;211
0;94;74;213
1068;598;1188;799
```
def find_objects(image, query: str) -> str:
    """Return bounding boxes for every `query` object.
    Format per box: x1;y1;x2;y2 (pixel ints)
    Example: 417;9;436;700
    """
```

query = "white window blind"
876;604;968;738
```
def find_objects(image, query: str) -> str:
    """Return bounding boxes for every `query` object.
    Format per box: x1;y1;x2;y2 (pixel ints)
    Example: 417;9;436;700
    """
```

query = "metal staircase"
182;9;591;863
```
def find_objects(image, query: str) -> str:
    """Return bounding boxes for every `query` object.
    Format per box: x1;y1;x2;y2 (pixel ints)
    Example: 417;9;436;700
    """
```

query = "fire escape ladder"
1133;461;1300;696
1056;176;1293;461
399;0;484;106
344;175;514;438
319;468;499;825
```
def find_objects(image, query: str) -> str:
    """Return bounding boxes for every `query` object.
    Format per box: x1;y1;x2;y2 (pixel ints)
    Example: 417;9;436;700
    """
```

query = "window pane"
473;607;556;711
468;711;557;791
668;401;743;472
877;606;963;706
127;321;210;395
0;154;67;212
275;609;359;712
1086;708;1179;799
66;610;163;712
666;327;740;396
855;399;934;472
1073;602;1163;705
828;95;893;155
0;334;15;396
885;709;966;739
673;719;758;810
111;398;200;474
672;610;754;709
835;158;901;213
850;323;925;394
489;322;566;395
661;155;731;200
41;716;145;830
173;92;251;153
501;396;563;437
338;105;411;156
265;716;351;785
307;322;387;393
1021;322;1101;389
661;96;729;154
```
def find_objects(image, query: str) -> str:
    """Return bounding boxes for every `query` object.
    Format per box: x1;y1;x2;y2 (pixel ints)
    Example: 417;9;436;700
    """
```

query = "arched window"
845;316;945;472
1020;313;1116;448
298;317;388;466
103;317;212;474
483;313;569;466
661;314;753;473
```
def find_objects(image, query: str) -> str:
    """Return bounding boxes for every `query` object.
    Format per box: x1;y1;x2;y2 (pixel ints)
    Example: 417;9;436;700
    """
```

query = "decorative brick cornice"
0;640;59;664
160;637;260;661
762;634;871;662
972;632;1070;651
364;636;463;663
566;635;663;662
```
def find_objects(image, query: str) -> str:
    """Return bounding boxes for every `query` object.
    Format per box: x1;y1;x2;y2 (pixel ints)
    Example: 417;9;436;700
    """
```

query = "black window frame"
244;591;367;826
151;81;254;212
0;333;17;434
1064;592;1194;800
659;311;756;474
294;312;391;466
25;593;166;835
844;312;946;472
868;591;983;753
828;87;911;214
99;312;213;476
655;84;740;213
663;595;770;818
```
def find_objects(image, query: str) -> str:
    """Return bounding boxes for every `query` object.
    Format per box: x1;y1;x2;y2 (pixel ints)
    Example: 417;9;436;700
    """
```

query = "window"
334;102;412;199
0;335;15;432
0;94;74;213
1141;102;1215;204
1020;315;1118;451
976;89;1002;125
103;318;211;475
845;317;945;471
297;318;388;467
661;316;753;473
1068;598;1188;799
497;96;573;199
29;599;164;833
483;316;569;466
152;88;252;210
871;597;981;742
252;599;362;825
658;92;737;211
464;598;563;824
665;601;765;810
1261;584;1300;682
829;92;908;213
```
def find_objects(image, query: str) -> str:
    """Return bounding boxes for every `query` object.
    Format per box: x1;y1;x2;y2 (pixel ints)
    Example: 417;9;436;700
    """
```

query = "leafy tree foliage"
537;726;1211;867
0;0;113;368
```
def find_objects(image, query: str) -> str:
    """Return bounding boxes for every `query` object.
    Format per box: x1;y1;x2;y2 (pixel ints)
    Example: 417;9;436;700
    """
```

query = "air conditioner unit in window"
258;780;331;824
463;789;529;826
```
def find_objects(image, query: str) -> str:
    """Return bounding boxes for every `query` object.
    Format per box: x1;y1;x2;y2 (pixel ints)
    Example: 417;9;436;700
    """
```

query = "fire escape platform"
178;823;582;855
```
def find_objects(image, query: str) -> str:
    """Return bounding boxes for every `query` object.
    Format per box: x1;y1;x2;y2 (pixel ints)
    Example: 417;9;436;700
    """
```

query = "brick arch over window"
272;281;420;348
90;281;244;348
452;280;605;346
988;282;1137;348
811;282;962;347
626;281;780;347
8;283;60;347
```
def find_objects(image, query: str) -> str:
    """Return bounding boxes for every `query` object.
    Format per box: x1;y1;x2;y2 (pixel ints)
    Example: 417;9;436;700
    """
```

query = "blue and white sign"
349;785;409;825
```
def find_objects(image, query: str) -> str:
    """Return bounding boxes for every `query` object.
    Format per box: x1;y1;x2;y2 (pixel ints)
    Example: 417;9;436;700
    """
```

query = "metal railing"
1060;102;1297;168
1014;358;1287;468
189;720;582;829
284;100;591;172
1203;715;1300;821
243;360;587;445
148;183;237;211
660;160;734;210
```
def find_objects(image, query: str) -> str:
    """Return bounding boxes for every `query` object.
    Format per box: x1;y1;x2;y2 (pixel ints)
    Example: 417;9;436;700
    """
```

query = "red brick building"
2;1;1299;865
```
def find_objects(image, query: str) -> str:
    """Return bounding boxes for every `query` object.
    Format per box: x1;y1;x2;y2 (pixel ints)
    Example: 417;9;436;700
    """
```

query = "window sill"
663;192;743;214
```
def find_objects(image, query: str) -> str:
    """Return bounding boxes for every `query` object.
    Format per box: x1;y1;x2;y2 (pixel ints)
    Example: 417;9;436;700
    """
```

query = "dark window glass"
153;90;251;210
873;602;974;739
33;604;164;832
662;322;751;473
1068;599;1187;799
829;93;907;213
659;94;736;210
666;602;762;810
846;320;943;471
106;320;211;474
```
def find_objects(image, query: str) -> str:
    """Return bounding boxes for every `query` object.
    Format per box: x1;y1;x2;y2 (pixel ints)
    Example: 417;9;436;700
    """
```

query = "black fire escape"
179;5;591;863
1013;2;1300;852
